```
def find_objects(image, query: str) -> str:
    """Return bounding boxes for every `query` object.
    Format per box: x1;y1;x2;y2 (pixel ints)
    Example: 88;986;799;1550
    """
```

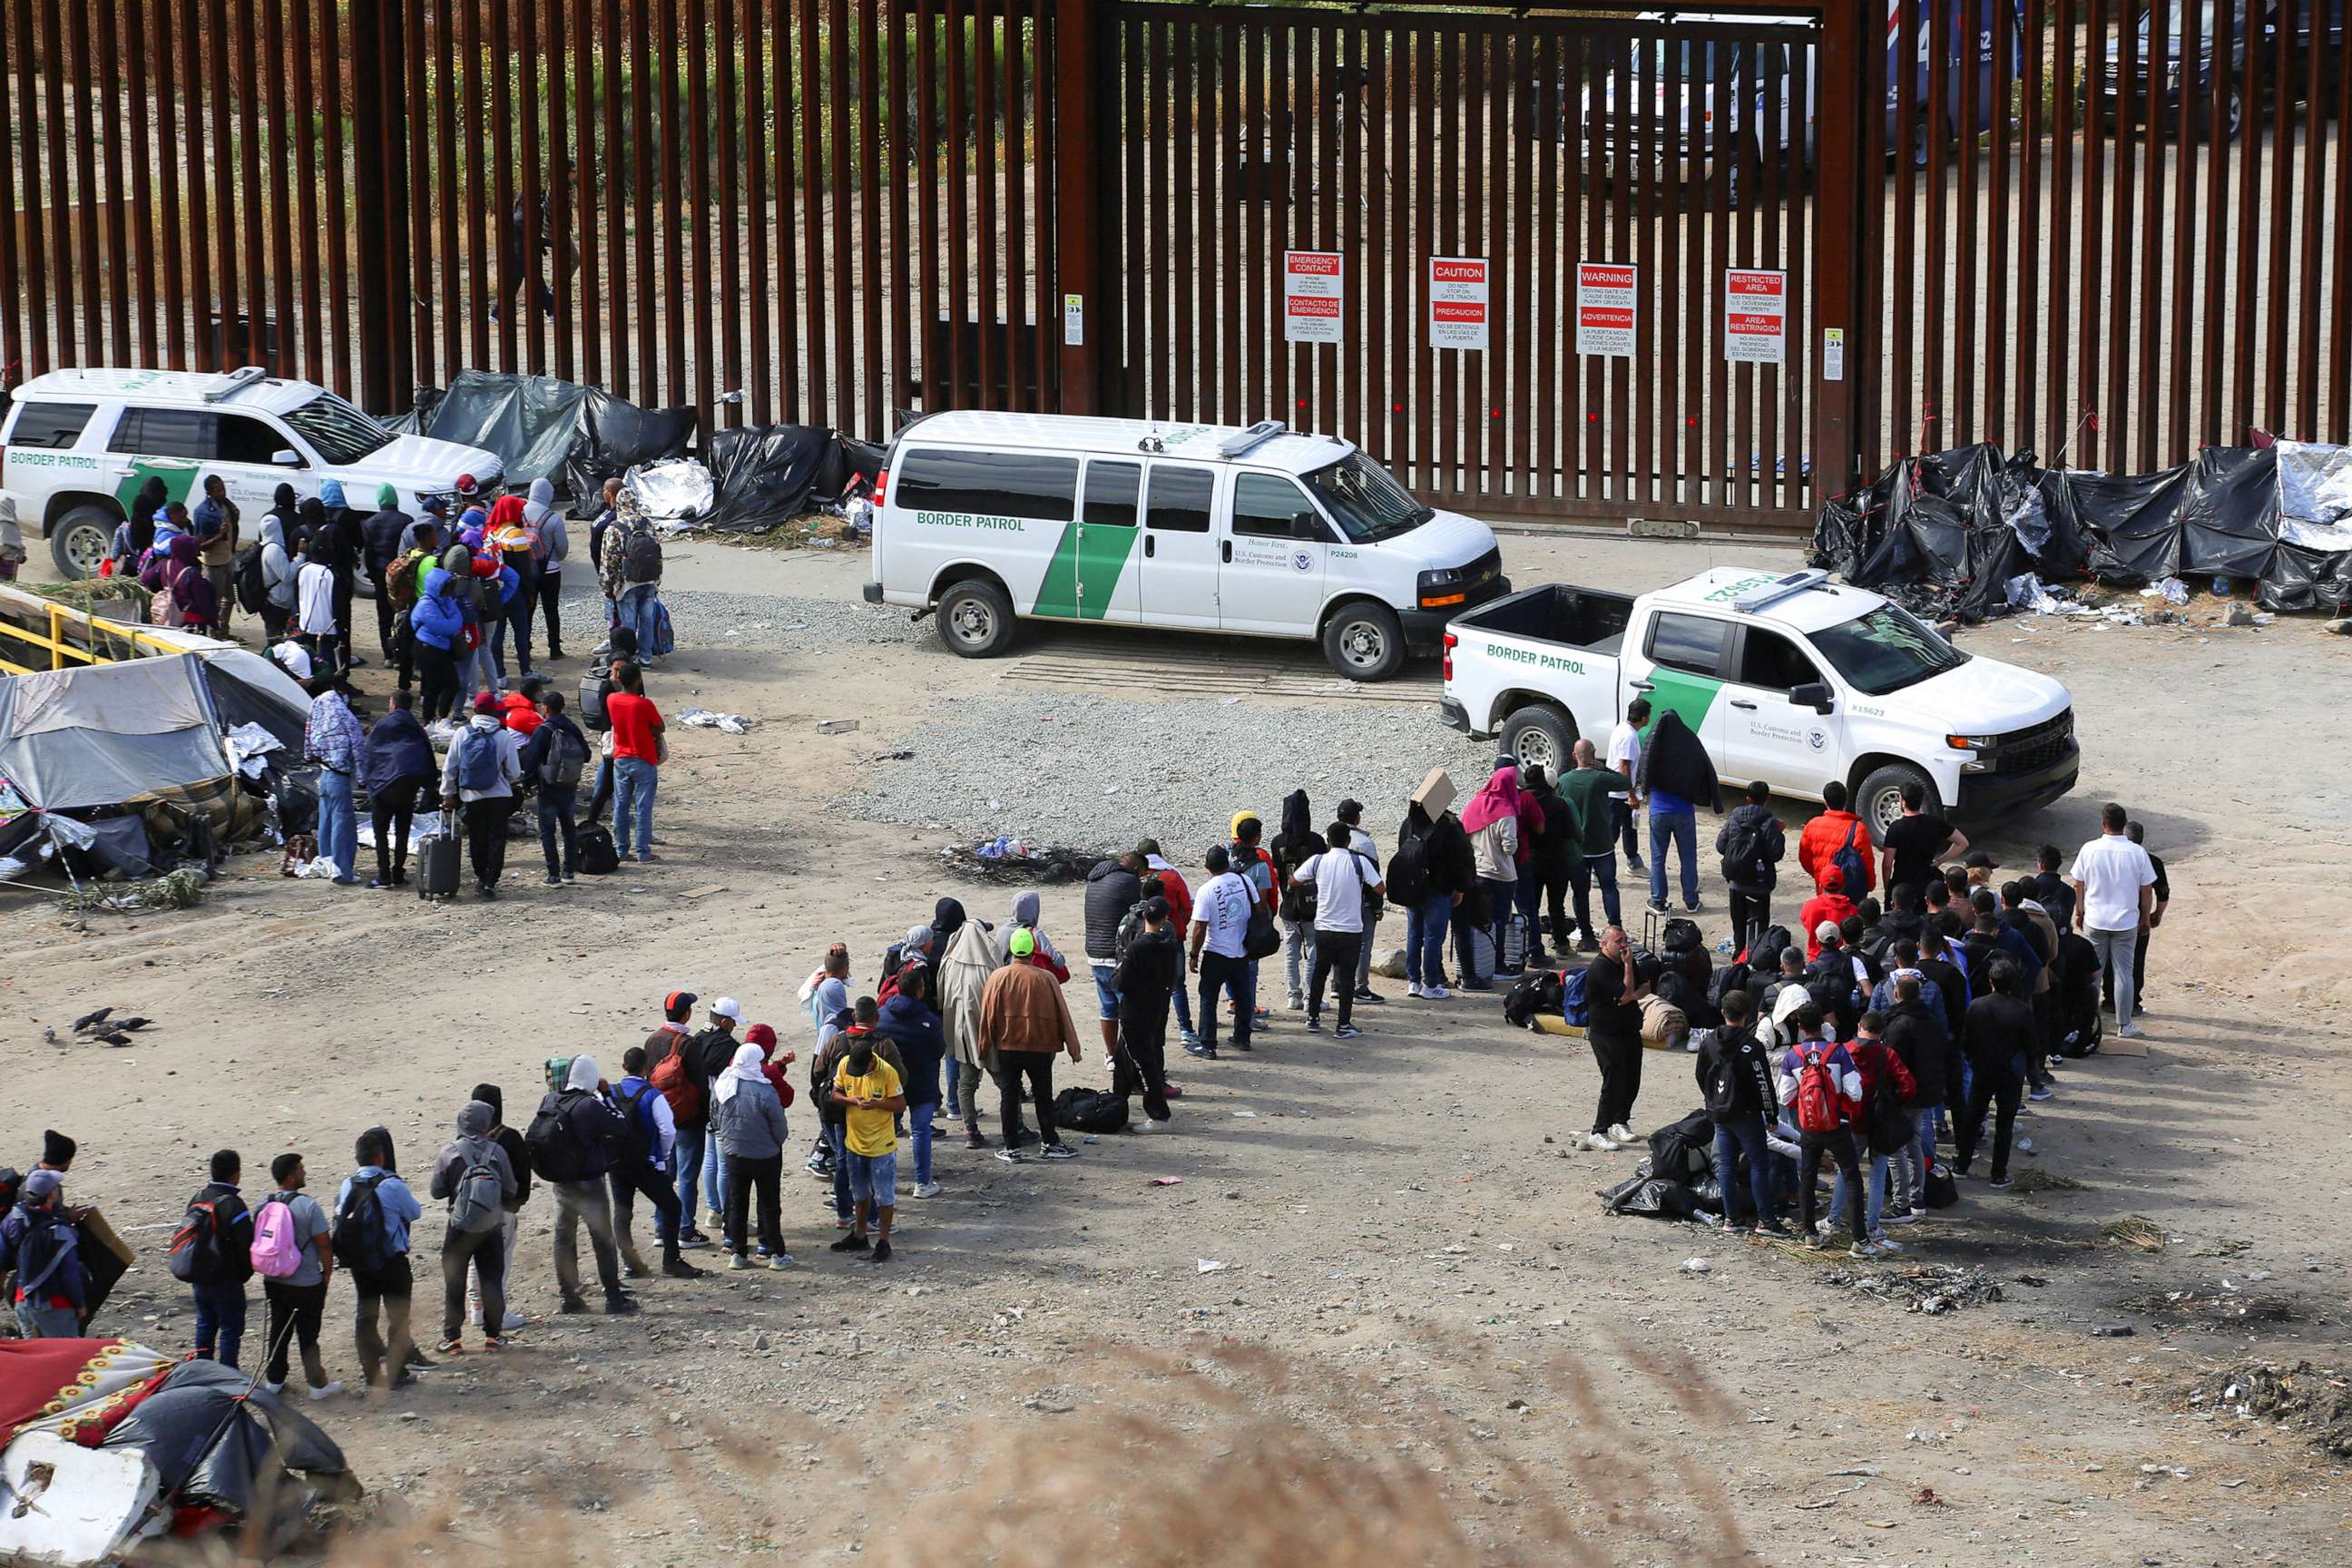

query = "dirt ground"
5;526;2348;1564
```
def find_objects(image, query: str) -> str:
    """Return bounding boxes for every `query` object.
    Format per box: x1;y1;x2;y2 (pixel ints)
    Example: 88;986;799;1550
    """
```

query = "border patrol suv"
863;412;1507;680
1;367;501;579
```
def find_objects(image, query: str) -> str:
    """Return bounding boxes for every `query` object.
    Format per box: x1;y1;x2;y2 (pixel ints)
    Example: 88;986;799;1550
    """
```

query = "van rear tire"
1320;601;1406;681
936;577;1015;660
1500;704;1579;782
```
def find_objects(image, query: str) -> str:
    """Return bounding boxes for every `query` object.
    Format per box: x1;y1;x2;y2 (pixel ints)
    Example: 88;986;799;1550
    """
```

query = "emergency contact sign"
1724;269;1788;364
1576;261;1637;358
1283;250;1345;345
1428;257;1489;351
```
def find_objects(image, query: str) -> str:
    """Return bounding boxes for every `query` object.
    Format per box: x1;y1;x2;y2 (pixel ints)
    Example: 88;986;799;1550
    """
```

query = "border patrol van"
0;366;500;580
862;412;1508;680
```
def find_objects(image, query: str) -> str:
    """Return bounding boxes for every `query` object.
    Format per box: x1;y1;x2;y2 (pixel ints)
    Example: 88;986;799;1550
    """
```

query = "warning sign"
1576;261;1637;358
1428;256;1489;351
1724;269;1788;365
1283;250;1345;345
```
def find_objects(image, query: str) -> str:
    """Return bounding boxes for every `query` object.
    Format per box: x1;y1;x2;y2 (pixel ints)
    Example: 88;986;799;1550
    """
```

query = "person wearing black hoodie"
362;485;410;660
1111;896;1181;1125
1083;851;1147;1057
1269;790;1325;1012
359;691;436;889
519;689;591;886
1713;779;1788;953
1519;767;1577;968
1881;973;1956;1224
1697;990;1784;1233
466;1083;534;1336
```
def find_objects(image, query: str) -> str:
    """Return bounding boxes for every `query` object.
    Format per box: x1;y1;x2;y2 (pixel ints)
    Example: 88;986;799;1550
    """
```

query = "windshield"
1300;452;1433;544
1807;603;1970;695
2136;3;2220;43
282;392;395;466
1648;40;1749;79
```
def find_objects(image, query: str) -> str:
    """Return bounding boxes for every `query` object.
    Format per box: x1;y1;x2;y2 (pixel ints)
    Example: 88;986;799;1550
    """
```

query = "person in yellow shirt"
828;1034;906;1263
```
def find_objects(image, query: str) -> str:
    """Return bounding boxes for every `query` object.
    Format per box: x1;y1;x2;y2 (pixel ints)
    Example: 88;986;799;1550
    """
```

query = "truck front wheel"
1857;761;1938;838
1500;704;1579;782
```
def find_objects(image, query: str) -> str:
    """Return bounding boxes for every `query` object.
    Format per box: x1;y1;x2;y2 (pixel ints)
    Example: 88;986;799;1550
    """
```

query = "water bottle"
2210;576;2231;598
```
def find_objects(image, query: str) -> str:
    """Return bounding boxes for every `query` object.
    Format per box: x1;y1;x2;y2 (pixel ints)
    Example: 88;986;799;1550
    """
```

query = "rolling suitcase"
416;829;461;901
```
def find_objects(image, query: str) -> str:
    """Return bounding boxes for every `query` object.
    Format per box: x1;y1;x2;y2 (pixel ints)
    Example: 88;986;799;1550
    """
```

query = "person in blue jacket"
408;567;466;721
874;965;948;1200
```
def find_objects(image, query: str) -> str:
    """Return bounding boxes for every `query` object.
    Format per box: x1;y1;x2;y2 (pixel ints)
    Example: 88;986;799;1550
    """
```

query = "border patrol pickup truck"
1440;567;2078;829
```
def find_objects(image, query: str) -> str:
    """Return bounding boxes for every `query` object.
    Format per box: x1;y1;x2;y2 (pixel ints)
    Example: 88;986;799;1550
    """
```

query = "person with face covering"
294;499;345;676
523;476;571;658
259;497;301;642
1004;890;1071;982
429;1099;519;1353
541;1055;639;1315
362;484;409;659
941;914;1014;1149
712;1040;791;1269
164;534;220;634
1459;763;1525;988
407;567;466;721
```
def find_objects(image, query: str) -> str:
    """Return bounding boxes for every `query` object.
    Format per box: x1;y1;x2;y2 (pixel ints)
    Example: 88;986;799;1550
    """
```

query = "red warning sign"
1723;269;1788;365
1428;257;1489;351
1284;250;1345;345
1576;261;1637;358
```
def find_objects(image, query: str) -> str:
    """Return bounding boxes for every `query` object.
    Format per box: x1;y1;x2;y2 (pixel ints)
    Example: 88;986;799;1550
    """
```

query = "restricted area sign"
1724;269;1788;364
1428;256;1489;351
1283;250;1345;345
1576;261;1637;358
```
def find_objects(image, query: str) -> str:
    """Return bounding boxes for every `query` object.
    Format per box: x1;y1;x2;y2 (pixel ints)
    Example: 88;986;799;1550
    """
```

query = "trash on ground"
680;707;752;734
2140;575;2191;605
1820;1264;2005;1314
2190;1360;2352;1457
1197;1259;1228;1274
1149;1177;1184;1188
816;718;861;735
938;838;1103;884
2100;1215;2168;1253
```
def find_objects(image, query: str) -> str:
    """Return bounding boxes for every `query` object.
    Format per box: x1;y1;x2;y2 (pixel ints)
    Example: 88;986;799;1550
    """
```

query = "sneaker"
1625;858;1648;875
1682;902;1700;914
1753;1220;1790;1238
1334;1024;1362;1040
1801;1234;1823;1251
406;1349;436;1371
477;883;498;900
995;1148;1028;1163
768;1252;796;1269
1986;1174;2014;1190
1406;983;1426;999
501;1309;528;1332
2118;1022;2145;1039
964;1131;990;1150
1040;1143;1078;1161
308;1382;346;1402
604;1295;642;1316
2028;1086;2054;1102
1644;898;1671;914
1230;1038;1252;1053
1583;1132;1620;1152
834;1217;853;1230
1576;937;1599;955
1608;1122;1638;1147
1286;994;1306;1012
543;873;563;887
678;1229;713;1249
1882;1209;1919;1226
1303;1015;1322;1033
388;1370;419;1392
623;1262;652;1279
1422;984;1450;1001
480;1336;504;1352
663;1257;707;1279
559;1296;592;1314
2014;1136;2035;1154
435;1338;464;1355
869;1238;893;1263
829;1232;870;1253
1849;1241;1883;1259
1179;1029;1202;1052
911;1181;943;1200
564;875;580;885
1353;988;1383;1004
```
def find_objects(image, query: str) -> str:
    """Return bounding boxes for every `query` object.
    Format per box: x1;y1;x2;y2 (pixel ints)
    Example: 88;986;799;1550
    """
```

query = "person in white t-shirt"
2067;801;2158;1037
296;540;341;678
1298;821;1386;1039
1335;798;1387;1006
1605;698;1651;873
1186;846;1257;1060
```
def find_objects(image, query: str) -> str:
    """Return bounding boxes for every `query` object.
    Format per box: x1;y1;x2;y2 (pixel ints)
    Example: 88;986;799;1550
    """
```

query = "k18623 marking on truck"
917;510;1027;533
1483;642;1586;675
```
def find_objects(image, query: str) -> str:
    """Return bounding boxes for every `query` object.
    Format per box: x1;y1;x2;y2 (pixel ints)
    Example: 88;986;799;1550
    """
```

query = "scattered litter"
1196;1259;1228;1274
2100;1215;2168;1253
1821;1264;2005;1315
59;867;210;914
1912;1486;1947;1507
678;885;730;901
816;718;861;735
1148;1177;1184;1188
2010;1168;2082;1192
221;721;285;779
2139;576;2191;605
1681;1259;1712;1276
1231;1110;1258;1119
680;707;752;735
939;838;1102;884
357;808;443;851
2004;572;2064;614
2088;1324;2137;1338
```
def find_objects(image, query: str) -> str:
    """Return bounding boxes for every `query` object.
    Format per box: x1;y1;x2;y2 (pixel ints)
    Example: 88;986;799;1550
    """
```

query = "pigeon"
97;1032;134;1047
113;1018;152;1033
70;1007;113;1032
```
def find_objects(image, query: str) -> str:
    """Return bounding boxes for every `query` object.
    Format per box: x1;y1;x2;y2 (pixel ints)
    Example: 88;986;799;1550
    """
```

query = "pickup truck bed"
1451;583;1635;657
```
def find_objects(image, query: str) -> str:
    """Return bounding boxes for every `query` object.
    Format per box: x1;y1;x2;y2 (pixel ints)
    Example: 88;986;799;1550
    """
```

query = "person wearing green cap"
363;484;413;661
978;927;1084;1161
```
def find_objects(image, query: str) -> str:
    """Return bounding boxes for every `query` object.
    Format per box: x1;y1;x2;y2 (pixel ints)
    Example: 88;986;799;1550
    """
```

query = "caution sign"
1428;256;1489;351
1283;250;1345;345
1576;261;1637;358
1724;269;1788;365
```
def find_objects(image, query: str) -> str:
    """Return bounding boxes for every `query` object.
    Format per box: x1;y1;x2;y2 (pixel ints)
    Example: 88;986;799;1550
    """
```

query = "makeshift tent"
697;424;887;532
1816;441;2352;619
138;632;313;753
389;370;698;501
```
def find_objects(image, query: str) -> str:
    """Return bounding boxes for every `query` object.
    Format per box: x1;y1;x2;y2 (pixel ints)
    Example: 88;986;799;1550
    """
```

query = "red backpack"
1795;1045;1844;1134
651;1048;703;1125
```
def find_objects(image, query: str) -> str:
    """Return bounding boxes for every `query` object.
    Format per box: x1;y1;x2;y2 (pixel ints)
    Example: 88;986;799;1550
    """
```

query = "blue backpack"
1559;966;1591;1027
1830;820;1869;898
455;729;503;793
649;600;676;658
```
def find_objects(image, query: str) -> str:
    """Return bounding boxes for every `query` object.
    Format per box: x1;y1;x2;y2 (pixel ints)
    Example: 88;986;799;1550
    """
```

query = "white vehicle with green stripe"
1441;568;2078;829
1;366;499;580
864;412;1508;681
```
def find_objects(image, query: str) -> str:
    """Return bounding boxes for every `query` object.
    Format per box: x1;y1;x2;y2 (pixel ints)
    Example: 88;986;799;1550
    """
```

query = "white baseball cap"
711;996;742;1021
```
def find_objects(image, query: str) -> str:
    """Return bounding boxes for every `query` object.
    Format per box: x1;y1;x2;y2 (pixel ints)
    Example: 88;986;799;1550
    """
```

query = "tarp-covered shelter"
698;424;887;532
389;369;699;501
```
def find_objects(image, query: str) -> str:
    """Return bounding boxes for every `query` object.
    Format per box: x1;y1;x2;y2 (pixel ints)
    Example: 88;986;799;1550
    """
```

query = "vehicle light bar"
1214;419;1289;458
203;366;270;403
1730;568;1831;615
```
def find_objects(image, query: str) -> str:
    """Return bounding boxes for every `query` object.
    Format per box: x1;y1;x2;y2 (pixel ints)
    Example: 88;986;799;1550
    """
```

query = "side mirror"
1790;681;1834;713
271;449;303;467
1289;511;1323;542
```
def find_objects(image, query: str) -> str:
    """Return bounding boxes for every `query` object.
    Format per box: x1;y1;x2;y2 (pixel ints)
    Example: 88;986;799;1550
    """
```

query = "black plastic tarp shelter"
696;425;887;532
1816;442;2352;618
391;371;699;502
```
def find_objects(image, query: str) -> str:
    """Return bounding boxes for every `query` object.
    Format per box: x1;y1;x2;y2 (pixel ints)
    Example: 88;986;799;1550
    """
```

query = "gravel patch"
661;587;925;651
844;687;1504;858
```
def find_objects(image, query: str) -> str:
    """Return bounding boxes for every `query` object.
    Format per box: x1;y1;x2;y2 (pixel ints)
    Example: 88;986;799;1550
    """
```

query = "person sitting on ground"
829;1028;907;1263
980;930;1084;1161
1763;946;1813;1046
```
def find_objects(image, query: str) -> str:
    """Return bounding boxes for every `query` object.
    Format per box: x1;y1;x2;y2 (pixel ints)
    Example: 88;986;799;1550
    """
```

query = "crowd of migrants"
0;721;2169;1386
102;466;675;893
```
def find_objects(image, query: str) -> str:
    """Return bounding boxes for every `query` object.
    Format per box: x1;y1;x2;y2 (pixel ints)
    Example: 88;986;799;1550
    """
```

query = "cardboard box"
1410;767;1456;818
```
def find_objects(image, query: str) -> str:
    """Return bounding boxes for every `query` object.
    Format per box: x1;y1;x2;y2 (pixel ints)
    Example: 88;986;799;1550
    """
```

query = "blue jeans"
704;1138;728;1219
672;1123;707;1231
1712;1115;1778;1224
486;613;510;687
1916;1104;1944;1173
317;768;357;879
1404;893;1452;986
193;1280;248;1369
908;1108;936;1186
536;784;578;877
1648;809;1699;907
466;639;498;700
613;756;658;857
824;1123;853;1220
1571;853;1622;936
1828;1148;1891;1236
1612;798;1642;863
620;583;662;654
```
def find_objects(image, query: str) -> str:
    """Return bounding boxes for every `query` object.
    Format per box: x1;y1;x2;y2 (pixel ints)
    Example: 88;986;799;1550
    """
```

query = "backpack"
455;727;503;793
1053;1085;1130;1135
167;1193;233;1284
1830;821;1869;899
1112;897;1152;962
651;1048;703;1126
1386;828;1430;905
1749;924;1795;974
331;1173;394;1274
1795;1046;1843;1133
525;1091;594;1182
578;661;613;731
1503;969;1563;1027
648;600;675;657
576;821;621;875
615;1082;659;1165
1867;1063;1912;1154
1278;872;1318;925
445;1148;507;1234
1720;813;1770;887
233;542;267;613
623;527;663;584
538;723;588;789
1698;1037;1745;1120
1558;965;1590;1026
248;1192;309;1279
387;548;427;613
138;547;170;591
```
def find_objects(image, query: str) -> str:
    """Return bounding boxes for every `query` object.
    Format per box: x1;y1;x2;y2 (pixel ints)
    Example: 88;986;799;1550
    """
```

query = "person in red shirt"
1798;868;1860;960
604;661;664;863
1796;781;1877;897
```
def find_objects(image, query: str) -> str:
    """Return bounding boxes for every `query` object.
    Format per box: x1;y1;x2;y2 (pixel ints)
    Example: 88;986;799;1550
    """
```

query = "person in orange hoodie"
1796;780;1877;898
500;677;546;738
1798;868;1859;961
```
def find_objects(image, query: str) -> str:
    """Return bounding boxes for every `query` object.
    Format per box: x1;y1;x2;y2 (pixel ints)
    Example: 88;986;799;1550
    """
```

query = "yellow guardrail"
0;594;185;676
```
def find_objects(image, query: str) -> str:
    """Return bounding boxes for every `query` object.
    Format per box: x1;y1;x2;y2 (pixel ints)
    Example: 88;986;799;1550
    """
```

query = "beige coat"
940;920;1003;1068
